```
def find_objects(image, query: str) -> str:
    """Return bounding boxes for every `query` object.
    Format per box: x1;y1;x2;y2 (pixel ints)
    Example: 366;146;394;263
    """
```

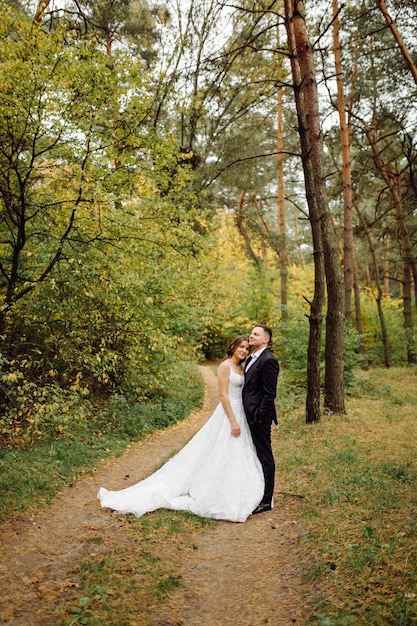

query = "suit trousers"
249;419;275;505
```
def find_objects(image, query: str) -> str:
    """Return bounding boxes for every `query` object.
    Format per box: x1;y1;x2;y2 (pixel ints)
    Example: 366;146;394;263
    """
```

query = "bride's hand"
230;420;241;437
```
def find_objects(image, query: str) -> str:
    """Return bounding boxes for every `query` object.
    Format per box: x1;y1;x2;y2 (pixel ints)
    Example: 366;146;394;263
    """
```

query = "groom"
243;324;279;515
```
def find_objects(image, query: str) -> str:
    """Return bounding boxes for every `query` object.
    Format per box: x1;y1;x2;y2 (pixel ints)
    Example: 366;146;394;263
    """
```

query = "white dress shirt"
245;346;267;371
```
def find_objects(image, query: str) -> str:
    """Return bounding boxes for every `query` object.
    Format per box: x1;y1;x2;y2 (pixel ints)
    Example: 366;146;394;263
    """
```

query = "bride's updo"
226;335;249;359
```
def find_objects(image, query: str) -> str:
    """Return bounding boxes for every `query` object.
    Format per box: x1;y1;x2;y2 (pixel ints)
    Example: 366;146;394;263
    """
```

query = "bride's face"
234;341;249;361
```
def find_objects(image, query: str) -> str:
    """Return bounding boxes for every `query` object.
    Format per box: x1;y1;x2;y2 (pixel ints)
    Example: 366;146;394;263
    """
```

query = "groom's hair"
255;324;272;342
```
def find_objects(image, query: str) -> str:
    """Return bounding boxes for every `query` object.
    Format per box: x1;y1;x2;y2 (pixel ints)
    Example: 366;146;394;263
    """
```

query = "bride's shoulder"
218;359;231;373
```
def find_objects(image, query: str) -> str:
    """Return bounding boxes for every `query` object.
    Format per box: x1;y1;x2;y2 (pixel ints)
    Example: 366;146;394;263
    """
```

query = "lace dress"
98;367;264;522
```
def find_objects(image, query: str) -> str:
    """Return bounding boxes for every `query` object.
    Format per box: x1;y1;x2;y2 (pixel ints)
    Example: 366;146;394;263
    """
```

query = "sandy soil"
0;365;314;625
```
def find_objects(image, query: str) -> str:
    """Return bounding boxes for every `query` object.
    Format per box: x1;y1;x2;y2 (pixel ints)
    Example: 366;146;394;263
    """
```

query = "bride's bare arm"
217;361;241;437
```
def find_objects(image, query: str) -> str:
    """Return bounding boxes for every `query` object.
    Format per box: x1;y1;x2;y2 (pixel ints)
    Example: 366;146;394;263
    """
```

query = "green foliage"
0;370;89;446
0;0;415;449
359;290;411;366
0;360;204;521
99;361;203;439
0;5;213;441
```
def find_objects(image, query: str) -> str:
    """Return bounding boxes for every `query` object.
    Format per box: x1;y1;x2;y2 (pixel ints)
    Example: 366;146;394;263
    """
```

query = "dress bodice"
227;367;244;402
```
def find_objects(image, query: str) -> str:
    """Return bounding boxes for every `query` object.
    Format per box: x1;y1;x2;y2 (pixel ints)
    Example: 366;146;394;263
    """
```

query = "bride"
98;336;264;523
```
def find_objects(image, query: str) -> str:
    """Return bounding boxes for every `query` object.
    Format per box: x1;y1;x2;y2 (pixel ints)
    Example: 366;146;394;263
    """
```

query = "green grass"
2;363;416;624
50;509;215;626
277;366;417;625
0;361;204;523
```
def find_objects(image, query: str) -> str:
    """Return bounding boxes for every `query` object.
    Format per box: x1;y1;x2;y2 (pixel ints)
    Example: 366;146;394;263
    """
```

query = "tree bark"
332;0;354;325
376;0;417;85
290;0;346;414
277;68;288;321
356;207;391;368
284;0;325;423
32;0;51;28
402;261;417;364
367;127;417;364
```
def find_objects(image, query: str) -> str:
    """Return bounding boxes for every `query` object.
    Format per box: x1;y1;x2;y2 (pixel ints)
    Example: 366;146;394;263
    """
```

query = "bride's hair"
226;335;248;359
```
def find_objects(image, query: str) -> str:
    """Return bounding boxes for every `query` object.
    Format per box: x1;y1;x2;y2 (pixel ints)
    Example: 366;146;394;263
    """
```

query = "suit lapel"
245;349;268;381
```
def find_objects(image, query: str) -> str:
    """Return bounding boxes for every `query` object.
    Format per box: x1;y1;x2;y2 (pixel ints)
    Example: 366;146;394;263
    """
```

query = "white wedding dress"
98;367;264;522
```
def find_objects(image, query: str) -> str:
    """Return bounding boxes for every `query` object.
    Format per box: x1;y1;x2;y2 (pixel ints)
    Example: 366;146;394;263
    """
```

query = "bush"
0;353;90;447
0;360;205;521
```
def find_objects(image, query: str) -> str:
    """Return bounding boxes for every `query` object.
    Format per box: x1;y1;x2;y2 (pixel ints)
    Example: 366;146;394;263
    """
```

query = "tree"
0;6;206;396
331;0;354;325
284;0;324;422
32;0;51;27
376;0;417;85
276;23;289;323
285;0;346;418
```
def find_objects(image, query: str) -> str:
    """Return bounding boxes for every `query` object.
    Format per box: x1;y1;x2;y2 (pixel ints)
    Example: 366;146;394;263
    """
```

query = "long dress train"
98;367;264;522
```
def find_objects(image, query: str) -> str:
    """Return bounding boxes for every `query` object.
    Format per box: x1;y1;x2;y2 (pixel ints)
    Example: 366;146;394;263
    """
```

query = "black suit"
242;348;279;505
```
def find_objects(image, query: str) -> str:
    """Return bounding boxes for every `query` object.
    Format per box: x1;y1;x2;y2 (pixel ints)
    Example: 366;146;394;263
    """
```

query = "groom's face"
249;326;269;351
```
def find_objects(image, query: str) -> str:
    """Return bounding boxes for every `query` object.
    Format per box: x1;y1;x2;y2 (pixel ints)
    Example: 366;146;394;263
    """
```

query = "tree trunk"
367;128;417;364
277;72;288;321
352;247;369;370
402;261;417;364
290;0;346;414
32;0;51;28
356;207;391;367
284;0;325;423
376;0;417;85
332;0;354;325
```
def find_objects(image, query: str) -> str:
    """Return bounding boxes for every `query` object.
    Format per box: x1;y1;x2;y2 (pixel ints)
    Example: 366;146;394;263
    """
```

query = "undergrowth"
0;361;204;523
277;366;417;625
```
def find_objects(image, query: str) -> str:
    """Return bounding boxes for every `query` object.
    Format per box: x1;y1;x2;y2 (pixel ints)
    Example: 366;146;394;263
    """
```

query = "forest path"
0;365;313;625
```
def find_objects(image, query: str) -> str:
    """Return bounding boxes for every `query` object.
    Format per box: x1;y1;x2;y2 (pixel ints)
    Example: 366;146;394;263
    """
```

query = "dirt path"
0;365;313;625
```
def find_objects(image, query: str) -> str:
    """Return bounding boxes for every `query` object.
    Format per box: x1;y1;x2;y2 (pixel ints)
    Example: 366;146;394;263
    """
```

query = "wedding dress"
98;367;264;522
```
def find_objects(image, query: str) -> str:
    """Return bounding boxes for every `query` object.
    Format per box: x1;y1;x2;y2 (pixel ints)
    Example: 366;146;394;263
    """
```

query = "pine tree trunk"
332;0;354;325
277;79;288;321
352;248;369;370
290;0;346;414
376;0;417;85
356;207;391;367
284;0;324;423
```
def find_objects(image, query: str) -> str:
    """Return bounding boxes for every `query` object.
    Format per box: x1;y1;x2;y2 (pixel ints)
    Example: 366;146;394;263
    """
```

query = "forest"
0;1;416;624
1;0;416;443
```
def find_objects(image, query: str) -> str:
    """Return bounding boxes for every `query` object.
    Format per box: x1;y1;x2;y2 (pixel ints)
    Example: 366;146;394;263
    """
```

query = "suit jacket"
242;348;279;426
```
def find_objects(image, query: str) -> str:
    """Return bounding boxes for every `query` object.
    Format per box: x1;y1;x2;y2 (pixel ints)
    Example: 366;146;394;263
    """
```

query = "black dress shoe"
252;502;272;515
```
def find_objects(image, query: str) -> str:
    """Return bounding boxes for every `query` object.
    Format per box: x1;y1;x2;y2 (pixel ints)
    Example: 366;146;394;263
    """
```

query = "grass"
0;361;204;523
49;509;215;626
1;363;416;624
276;366;417;625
